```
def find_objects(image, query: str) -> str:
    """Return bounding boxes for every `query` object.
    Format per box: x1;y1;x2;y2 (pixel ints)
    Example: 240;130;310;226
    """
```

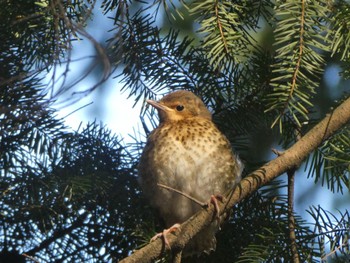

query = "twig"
215;0;229;54
172;250;182;263
22;254;41;263
321;238;349;261
288;125;302;263
157;183;208;207
272;148;284;156
60;101;93;119
287;169;300;263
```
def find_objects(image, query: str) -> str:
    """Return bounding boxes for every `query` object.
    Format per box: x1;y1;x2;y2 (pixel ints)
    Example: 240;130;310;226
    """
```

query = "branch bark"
120;96;350;263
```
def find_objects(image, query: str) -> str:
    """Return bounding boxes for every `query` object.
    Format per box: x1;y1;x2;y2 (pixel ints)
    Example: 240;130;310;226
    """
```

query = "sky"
50;7;142;143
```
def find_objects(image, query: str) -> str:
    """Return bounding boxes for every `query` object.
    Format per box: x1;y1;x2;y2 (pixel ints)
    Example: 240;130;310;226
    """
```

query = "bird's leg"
210;194;224;221
150;223;181;249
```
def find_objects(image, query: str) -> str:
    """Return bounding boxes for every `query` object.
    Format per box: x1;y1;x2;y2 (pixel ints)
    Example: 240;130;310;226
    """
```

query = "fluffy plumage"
138;90;242;256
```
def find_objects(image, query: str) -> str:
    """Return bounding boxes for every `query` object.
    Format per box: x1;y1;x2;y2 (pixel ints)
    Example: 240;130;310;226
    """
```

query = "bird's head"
146;90;212;123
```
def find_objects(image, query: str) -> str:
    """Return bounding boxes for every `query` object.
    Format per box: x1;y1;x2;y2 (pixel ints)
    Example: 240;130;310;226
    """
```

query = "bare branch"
288;169;300;263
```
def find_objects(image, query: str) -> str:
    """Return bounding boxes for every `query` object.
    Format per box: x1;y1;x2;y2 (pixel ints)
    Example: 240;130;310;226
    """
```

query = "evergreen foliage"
1;0;349;262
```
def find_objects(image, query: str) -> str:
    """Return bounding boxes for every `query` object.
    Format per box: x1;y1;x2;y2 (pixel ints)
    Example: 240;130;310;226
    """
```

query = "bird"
138;90;242;257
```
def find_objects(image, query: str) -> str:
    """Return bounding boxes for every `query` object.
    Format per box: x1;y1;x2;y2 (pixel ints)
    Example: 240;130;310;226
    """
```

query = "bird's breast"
147;119;235;194
139;118;239;224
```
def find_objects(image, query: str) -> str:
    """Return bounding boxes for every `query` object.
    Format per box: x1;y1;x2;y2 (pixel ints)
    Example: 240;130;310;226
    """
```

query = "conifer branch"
289;0;305;108
215;0;229;54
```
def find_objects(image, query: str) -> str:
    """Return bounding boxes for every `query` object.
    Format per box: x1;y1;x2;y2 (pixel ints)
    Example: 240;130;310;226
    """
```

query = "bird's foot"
210;194;224;221
150;223;181;249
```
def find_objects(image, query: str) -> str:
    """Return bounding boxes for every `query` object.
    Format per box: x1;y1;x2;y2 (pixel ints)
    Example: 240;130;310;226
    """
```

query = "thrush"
138;90;242;257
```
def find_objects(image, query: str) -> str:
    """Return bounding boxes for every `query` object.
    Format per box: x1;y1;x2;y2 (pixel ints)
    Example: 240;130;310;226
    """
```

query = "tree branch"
120;96;350;263
288;169;300;263
288;126;302;263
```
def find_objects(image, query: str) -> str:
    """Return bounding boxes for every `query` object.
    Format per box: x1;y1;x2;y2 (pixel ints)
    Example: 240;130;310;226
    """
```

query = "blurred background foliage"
0;0;349;262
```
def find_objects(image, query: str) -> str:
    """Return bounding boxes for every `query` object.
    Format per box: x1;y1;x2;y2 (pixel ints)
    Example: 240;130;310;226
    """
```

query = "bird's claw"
210;194;224;220
150;223;181;249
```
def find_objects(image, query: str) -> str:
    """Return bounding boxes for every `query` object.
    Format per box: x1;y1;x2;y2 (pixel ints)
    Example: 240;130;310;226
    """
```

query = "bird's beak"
146;99;173;112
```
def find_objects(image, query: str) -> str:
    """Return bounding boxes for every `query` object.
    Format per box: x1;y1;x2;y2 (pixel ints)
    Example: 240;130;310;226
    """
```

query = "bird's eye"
176;105;184;111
